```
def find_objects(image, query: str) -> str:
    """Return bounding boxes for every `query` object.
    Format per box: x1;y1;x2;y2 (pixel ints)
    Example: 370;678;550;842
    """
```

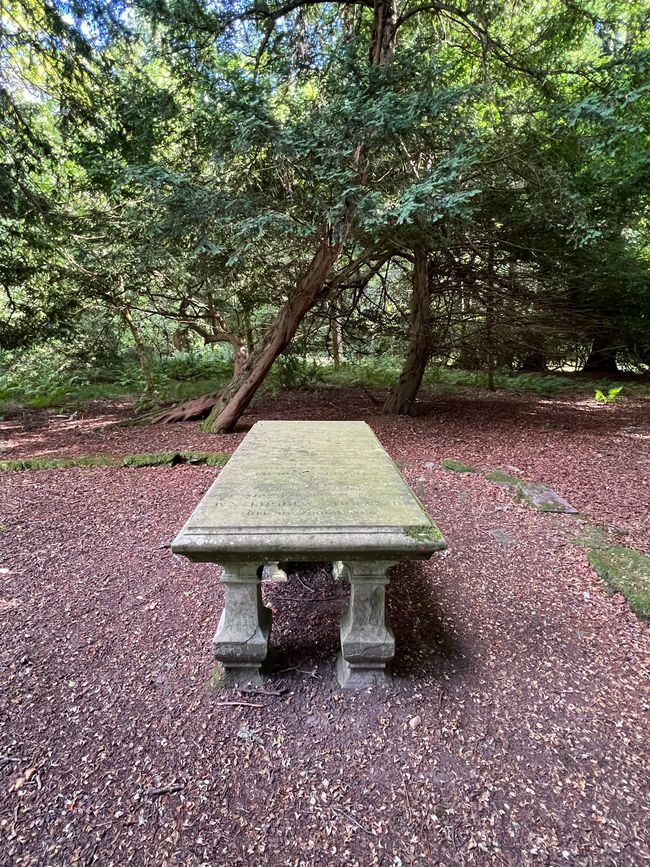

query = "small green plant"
594;386;623;404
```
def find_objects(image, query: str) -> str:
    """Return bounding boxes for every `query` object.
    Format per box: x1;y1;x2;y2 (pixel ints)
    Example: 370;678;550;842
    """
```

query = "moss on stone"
75;455;118;468
588;546;650;621
405;522;445;546
0;451;230;473
0;460;25;472
205;665;227;693
0;457;76;472
441;458;479;474
565;524;613;549
485;470;522;486
204;452;230;467
121;452;178;468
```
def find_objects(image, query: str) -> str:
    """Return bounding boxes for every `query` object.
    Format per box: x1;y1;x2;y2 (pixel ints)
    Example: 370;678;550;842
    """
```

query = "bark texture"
121;306;157;400
383;246;431;415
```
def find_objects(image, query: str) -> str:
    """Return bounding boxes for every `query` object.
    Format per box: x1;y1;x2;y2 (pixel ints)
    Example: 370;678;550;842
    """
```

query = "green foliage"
159;350;232;383
2;0;650;417
0;346;235;412
485;470;523;486
595;386;624;404
270;355;325;391
326;358;402;389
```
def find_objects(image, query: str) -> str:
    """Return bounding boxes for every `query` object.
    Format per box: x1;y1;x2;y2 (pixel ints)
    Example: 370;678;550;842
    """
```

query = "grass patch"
441;458;480;474
588;546;650;620
0;452;230;473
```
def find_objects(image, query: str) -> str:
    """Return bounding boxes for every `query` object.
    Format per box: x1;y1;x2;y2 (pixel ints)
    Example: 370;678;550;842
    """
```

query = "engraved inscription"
186;421;430;531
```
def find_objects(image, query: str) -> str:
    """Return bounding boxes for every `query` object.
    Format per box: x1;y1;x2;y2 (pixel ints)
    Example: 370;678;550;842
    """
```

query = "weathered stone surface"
338;561;395;688
173;421;445;561
516;481;578;514
489;528;513;545
211;563;272;686
172;421;447;689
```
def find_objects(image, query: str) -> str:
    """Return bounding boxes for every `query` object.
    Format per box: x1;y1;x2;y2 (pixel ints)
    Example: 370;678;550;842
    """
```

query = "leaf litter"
0;387;648;866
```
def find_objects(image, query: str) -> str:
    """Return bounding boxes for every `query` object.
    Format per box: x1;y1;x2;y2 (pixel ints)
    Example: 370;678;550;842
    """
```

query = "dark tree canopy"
1;0;649;420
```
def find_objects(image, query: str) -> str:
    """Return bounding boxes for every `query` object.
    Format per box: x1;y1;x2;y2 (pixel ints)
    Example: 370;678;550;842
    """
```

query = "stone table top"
172;421;445;561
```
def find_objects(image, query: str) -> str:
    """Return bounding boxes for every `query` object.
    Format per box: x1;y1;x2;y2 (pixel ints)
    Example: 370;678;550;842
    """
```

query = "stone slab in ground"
516;480;579;514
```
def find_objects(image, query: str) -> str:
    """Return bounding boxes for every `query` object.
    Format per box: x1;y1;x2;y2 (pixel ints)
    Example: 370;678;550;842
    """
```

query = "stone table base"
212;562;271;686
338;561;396;688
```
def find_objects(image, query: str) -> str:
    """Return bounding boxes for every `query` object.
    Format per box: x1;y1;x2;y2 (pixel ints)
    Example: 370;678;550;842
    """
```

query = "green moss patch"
0;451;230;473
121;452;178;468
405;522;446;547
565;524;611;549
588;546;650;621
485;470;523;486
441;458;480;474
0;456;112;472
205;666;227;693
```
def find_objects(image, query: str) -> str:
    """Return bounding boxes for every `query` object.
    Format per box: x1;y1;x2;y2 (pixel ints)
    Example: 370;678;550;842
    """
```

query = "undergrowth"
0;347;232;414
2;347;649;415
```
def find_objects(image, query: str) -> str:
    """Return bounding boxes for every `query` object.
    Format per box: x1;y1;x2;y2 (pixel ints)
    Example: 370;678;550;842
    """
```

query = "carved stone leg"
337;561;396;689
212;562;272;686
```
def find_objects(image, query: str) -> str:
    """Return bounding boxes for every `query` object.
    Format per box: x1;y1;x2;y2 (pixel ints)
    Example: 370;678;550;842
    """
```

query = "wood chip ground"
0;388;648;866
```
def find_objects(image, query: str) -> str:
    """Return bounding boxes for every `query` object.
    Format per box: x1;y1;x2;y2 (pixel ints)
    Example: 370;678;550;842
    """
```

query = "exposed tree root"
150;392;222;425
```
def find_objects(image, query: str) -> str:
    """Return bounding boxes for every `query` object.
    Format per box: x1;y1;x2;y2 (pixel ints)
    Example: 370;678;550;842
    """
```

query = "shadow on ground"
261;560;463;684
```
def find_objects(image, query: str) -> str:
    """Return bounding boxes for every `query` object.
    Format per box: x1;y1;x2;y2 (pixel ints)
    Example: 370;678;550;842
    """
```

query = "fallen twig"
296;574;315;592
238;687;287;697
145;782;185;798
214;700;265;708
402;774;412;823
331;804;373;836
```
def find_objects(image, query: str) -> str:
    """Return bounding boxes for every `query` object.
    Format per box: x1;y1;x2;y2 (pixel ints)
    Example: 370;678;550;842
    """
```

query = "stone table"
172;421;446;688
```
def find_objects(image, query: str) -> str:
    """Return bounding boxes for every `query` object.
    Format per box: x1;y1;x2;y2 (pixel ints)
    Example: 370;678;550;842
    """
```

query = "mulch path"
1;387;648;866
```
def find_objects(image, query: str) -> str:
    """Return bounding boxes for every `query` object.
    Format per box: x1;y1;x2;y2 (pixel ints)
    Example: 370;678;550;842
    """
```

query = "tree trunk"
151;0;398;432
121;306;158;400
583;331;619;375
202;238;341;432
520;349;547;373
383;246;431;415
485;245;496;391
330;299;343;369
197;1;397;433
242;308;255;354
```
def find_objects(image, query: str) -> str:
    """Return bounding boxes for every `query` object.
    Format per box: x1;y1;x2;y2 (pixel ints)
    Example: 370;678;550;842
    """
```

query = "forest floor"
0;386;648;866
